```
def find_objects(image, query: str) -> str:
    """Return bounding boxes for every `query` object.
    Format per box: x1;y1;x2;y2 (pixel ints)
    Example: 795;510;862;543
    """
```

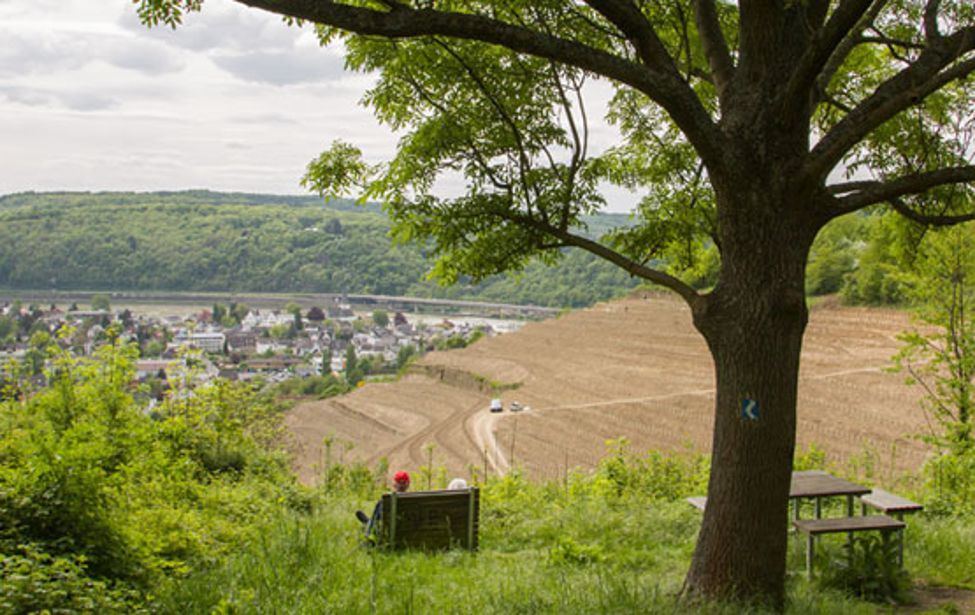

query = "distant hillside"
0;190;639;307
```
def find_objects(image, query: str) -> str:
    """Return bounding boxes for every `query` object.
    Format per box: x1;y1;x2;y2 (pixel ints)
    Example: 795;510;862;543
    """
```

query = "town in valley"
0;294;537;400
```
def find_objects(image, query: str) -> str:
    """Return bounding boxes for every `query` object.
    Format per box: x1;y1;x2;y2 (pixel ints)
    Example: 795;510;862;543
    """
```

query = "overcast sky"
0;0;637;210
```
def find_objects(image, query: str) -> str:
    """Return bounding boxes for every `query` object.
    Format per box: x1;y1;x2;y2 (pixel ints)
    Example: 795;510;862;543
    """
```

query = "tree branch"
236;0;726;175
584;0;674;69
693;0;734;99
432;40;540;210
806;27;975;182
829;165;975;211
782;0;877;113
507;211;702;306
886;197;975;226
924;0;942;42
858;34;925;51
565;5;629;44
813;0;890;104
548;64;588;231
396;64;513;193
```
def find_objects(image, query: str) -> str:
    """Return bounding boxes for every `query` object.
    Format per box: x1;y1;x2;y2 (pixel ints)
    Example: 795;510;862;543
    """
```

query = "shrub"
595;438;709;501
548;535;605;566
0;337;308;611
922;451;975;517
0;544;147;614
818;533;910;603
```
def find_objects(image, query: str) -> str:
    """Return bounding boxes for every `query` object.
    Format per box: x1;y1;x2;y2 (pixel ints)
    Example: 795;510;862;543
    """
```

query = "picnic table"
687;470;917;578
789;470;872;519
687;470;872;516
789;471;916;578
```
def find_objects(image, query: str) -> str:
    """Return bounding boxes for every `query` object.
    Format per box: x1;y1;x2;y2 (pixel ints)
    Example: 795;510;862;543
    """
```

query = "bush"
0;338;308;610
921;451;975;517
594;438;709;501
0;544;147;614
275;374;349;398
818;533;910;603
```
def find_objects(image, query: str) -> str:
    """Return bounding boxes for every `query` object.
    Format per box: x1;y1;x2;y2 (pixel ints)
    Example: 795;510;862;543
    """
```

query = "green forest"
0;190;962;310
0;191;640;308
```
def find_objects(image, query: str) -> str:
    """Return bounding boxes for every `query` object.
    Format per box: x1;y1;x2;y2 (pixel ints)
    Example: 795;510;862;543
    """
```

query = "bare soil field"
286;293;928;486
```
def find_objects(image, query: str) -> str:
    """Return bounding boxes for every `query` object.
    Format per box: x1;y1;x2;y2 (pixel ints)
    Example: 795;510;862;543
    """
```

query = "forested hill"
0;191;639;307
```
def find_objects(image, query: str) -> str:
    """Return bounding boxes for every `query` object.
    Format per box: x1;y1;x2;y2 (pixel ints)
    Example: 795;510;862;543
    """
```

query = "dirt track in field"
286;293;929;486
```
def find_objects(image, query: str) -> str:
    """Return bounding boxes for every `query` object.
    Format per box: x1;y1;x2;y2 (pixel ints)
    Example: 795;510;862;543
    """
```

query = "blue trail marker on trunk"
741;398;760;420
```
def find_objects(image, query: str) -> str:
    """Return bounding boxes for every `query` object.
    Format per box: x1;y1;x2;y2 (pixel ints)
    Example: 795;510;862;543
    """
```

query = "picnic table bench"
379;487;479;551
793;514;906;578
860;488;924;517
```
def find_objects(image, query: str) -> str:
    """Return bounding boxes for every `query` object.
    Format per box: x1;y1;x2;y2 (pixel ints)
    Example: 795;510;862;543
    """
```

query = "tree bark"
683;188;817;608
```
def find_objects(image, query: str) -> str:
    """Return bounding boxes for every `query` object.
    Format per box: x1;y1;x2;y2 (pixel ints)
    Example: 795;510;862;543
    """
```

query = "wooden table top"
789;470;871;499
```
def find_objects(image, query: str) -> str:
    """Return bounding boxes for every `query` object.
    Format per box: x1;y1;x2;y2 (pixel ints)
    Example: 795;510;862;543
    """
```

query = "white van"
490;398;503;413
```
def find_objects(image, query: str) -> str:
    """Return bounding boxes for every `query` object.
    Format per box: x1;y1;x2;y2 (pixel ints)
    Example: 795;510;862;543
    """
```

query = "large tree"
138;0;975;606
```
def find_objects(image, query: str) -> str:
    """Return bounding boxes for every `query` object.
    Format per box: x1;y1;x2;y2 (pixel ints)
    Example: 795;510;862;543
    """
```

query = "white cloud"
0;26;184;79
0;33;88;77
211;48;345;86
0;0;636;211
119;0;298;53
0;86;49;107
0;85;118;111
105;40;186;75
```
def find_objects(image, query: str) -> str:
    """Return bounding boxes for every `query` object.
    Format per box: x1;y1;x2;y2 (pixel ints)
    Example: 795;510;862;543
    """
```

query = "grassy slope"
153;468;974;614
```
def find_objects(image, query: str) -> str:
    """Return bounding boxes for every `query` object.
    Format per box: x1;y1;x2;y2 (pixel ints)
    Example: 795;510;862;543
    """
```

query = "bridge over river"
0;290;560;320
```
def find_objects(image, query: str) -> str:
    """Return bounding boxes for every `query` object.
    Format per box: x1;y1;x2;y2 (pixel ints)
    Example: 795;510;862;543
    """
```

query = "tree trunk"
683;192;817;609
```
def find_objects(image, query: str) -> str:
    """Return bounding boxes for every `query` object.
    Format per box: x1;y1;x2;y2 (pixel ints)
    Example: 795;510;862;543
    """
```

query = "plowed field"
286;293;928;485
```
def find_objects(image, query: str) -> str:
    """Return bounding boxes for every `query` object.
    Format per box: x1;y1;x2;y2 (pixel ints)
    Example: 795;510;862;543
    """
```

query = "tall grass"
154;488;695;613
153;456;915;614
909;517;975;589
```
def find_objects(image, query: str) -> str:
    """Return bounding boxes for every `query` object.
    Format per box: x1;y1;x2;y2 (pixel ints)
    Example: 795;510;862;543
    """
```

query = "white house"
173;331;226;354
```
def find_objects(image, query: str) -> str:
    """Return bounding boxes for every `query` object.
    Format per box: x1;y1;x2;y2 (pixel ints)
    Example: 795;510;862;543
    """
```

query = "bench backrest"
380;487;479;551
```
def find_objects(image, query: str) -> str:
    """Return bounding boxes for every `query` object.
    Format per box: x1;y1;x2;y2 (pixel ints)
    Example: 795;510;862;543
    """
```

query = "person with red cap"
392;470;410;491
356;470;410;541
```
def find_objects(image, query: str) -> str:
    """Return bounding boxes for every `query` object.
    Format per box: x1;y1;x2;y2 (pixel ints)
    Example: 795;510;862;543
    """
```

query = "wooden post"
806;533;815;579
894;513;905;568
482;446;488;481
846;495;854;550
389;493;398;548
467;488;475;549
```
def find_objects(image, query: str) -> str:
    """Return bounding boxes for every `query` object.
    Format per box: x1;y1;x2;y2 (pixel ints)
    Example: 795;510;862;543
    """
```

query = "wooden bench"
380;487;479;551
793;515;905;578
860;488;922;566
686;496;707;511
860;489;923;517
